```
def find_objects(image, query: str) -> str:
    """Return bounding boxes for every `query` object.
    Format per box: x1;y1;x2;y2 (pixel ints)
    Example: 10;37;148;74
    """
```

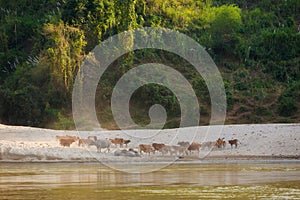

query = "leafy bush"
52;112;75;130
278;81;300;116
233;68;250;90
278;96;297;117
209;5;242;55
255;106;272;117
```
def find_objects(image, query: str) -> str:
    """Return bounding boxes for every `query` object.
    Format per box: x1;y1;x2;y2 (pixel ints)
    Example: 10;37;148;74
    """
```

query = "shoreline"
1;123;299;163
0;154;299;164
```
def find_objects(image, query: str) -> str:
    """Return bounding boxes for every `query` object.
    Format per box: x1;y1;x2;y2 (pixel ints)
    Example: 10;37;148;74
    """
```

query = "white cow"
90;139;111;152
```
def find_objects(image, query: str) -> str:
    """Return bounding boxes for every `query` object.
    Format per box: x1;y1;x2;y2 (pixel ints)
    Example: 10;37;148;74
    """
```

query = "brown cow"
109;138;125;148
187;142;201;154
228;139;239;148
56;135;79;147
123;140;131;147
152;143;165;152
139;144;155;155
216;138;226;148
59;138;78;147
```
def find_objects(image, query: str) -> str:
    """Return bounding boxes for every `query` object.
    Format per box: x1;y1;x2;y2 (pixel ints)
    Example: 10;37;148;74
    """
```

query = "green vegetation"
0;0;299;129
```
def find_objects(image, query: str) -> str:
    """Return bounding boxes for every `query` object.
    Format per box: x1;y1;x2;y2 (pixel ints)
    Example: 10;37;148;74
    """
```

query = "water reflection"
1;162;299;188
0;162;300;199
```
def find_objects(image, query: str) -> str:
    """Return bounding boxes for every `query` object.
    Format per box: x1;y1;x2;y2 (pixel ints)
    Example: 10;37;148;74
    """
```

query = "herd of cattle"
55;135;240;157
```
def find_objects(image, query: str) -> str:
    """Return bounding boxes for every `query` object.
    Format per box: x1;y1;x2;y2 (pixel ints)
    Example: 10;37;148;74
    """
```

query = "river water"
0;161;300;199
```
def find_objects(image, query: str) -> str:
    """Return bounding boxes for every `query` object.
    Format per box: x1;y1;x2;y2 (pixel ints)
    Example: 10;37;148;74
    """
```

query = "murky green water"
0;161;300;199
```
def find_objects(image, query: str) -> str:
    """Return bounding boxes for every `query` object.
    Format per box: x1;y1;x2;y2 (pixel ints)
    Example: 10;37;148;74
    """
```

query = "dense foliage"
0;0;299;129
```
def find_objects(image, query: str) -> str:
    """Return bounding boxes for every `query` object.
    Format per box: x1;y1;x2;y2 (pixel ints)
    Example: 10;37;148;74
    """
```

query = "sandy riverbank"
0;123;299;162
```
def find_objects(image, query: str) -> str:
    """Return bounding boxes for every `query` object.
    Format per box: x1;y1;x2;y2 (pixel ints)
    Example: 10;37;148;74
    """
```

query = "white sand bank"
0;123;299;162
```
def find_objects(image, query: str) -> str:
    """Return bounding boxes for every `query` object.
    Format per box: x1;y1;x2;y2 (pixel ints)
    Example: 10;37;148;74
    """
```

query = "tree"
42;21;86;93
209;5;242;55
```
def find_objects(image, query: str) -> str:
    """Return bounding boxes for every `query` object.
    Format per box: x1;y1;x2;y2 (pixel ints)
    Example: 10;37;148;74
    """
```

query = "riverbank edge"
0;154;299;164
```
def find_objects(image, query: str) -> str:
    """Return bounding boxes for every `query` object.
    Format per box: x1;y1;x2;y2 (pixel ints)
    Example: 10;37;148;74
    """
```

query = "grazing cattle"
109;138;125;148
178;141;190;147
216;138;226;148
90;139;111;152
123;140;131;147
139;144;155;155
228;139;239;148
187;142;201;154
58;138;78;147
152;143;165;152
78;138;94;147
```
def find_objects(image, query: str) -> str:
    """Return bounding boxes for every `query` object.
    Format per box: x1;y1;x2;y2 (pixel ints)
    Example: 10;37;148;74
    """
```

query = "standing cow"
228;139;239;148
109;138;125;148
216;138;226;149
90;139;111;153
56;135;79;147
152;143;165;153
187;142;201;154
139;144;155;155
